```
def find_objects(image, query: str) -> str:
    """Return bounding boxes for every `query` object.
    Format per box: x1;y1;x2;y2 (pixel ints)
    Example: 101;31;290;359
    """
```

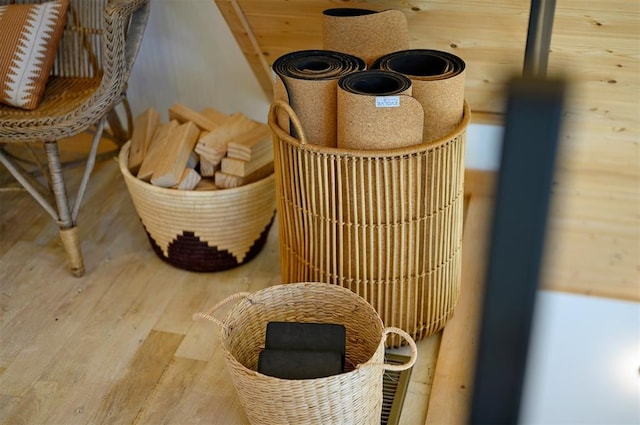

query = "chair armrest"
83;0;149;116
106;0;151;76
51;0;150;136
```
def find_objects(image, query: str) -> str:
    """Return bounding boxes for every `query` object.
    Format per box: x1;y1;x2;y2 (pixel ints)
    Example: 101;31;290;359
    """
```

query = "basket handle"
192;292;252;330
268;99;308;145
360;327;418;372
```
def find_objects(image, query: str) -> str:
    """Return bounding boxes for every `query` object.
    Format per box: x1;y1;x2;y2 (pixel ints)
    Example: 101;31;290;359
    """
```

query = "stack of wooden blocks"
127;103;274;190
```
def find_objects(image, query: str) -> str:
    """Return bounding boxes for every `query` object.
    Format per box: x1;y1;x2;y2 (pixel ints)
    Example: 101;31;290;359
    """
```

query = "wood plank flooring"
0;136;456;424
2;133;624;424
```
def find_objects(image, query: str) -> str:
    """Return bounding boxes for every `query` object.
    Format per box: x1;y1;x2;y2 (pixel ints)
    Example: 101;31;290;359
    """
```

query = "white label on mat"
375;96;401;108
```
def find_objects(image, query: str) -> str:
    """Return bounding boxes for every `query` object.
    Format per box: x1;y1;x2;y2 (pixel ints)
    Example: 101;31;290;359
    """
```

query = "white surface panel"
520;290;640;425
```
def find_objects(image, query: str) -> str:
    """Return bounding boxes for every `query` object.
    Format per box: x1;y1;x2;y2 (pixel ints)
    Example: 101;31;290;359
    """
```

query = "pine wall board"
215;0;640;301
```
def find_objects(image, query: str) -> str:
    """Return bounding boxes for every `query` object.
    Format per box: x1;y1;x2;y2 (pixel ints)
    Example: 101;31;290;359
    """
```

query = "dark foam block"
258;349;344;380
265;322;346;355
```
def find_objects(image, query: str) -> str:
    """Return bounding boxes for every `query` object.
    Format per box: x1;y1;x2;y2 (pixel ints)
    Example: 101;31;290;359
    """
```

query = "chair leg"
44;141;85;277
59;226;84;277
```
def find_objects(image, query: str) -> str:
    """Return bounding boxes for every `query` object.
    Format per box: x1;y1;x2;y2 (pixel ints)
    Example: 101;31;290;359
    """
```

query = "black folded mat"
258;349;344;380
265;321;346;356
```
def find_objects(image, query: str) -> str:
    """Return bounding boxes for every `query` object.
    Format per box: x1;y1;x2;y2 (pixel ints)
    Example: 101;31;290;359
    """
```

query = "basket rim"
118;141;275;197
220;282;385;334
268;100;470;158
218;282;387;379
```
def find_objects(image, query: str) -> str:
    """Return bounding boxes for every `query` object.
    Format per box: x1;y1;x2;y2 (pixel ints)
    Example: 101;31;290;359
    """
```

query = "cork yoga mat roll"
336;70;424;150
372;49;466;143
272;50;366;148
322;8;409;67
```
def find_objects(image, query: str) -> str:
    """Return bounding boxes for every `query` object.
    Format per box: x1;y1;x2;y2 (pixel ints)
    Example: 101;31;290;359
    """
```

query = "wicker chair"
0;0;150;276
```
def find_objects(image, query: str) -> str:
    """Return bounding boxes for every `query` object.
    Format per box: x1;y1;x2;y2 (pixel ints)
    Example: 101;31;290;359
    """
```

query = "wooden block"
168;103;221;132
194;178;219;191
128;108;160;173
200;107;230;125
214;161;273;188
137;120;179;181
194;113;261;166
194;131;217;175
174;168;201;190
199;157;219;177
220;147;273;177
226;124;272;162
150;122;200;187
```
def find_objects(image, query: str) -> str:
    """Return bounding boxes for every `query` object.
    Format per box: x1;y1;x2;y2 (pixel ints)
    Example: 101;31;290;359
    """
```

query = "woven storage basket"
118;142;276;272
194;281;417;425
268;100;469;347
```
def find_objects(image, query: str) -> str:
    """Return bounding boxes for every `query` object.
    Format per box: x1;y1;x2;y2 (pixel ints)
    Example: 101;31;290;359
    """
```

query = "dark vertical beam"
523;0;557;77
468;77;566;424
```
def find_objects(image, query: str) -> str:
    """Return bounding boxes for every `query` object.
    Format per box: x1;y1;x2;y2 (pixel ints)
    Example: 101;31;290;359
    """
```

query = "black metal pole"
468;77;566;425
523;0;557;77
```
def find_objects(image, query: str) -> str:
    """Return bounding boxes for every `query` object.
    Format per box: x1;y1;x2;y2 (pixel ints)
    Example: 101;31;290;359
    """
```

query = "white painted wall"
126;0;269;124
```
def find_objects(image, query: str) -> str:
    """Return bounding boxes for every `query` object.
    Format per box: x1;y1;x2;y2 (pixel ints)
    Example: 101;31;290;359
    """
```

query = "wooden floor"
0;134;624;424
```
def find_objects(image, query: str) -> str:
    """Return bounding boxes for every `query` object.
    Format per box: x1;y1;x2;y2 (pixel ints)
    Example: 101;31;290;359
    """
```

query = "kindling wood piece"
128;108;161;173
200;107;230;125
199;157;218;177
194;178;219;191
220;147;273;177
174;168;201;190
168;103;222;132
194;113;261;166
137;120;180;181
150;122;200;187
226;124;272;162
215;161;274;188
131;104;273;190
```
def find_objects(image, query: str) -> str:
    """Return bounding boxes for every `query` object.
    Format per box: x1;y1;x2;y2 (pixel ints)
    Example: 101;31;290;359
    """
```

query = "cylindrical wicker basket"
194;282;417;425
268;100;469;346
118;142;276;272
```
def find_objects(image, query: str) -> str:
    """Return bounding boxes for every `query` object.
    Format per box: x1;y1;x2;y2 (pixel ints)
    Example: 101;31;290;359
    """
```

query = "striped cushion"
0;0;68;110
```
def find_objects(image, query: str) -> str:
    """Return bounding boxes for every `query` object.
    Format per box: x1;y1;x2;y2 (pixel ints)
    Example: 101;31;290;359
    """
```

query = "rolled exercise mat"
337;70;424;150
372;49;466;143
322;8;409;67
337;71;424;304
272;50;366;148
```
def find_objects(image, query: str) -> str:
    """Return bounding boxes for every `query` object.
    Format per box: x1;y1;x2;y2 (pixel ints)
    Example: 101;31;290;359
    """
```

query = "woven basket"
268;100;469;346
118;142;276;272
194;281;417;425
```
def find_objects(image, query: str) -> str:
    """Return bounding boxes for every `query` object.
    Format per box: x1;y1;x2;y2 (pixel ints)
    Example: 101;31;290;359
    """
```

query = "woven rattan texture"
0;0;148;142
119;142;277;272
269;101;470;347
197;282;416;425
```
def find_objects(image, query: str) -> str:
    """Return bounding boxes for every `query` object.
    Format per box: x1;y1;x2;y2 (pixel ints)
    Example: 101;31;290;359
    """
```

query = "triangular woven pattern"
128;175;276;263
119;142;277;264
0;0;68;109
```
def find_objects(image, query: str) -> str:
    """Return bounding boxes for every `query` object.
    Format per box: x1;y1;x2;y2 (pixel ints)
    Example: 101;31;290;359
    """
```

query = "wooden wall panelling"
542;0;640;301
215;0;274;97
